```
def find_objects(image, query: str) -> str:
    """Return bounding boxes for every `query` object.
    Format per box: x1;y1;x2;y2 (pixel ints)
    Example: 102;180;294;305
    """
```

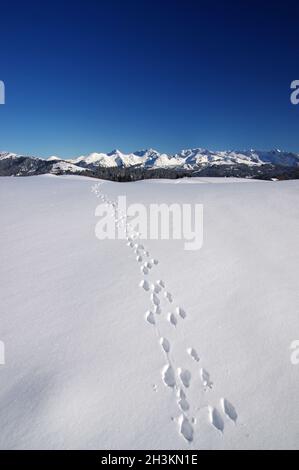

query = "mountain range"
1;148;299;181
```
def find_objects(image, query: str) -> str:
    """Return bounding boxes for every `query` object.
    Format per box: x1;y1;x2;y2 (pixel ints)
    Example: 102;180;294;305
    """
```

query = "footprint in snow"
187;347;199;362
160;337;170;353
136;255;142;263
178;414;193;443
162;364;176;388
178;368;191;388
145;311;155;325
164;291;173;303
151;293;160;306
141;266;149;275
177;388;186;400
157;280;165;288
177;388;189;411
220;398;237;423
153;282;161;293
200;368;213;388
176;307;186;319
153;305;161;315
178;397;190;412
208;406;224;433
150;283;160;294
168;312;177;327
151;259;159;265
139;280;150;291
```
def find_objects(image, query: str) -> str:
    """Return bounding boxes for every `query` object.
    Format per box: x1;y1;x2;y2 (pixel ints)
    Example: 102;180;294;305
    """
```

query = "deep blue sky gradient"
0;0;299;157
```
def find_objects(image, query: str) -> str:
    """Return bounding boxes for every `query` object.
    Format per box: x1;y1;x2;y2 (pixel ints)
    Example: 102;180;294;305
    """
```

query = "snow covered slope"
0;176;299;449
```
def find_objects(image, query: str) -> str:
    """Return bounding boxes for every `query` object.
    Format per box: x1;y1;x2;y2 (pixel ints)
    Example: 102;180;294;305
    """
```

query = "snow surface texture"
0;175;299;449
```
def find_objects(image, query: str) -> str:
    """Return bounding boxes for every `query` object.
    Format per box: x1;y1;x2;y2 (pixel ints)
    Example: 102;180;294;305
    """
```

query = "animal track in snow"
151;282;161;294
178;397;190;412
208;406;224;432
157;280;165;288
150;283;160;294
93;186;236;444
220;398;237;422
187;347;199;362
162;364;176;388
160;337;170;353
177;388;186;400
164;291;173;303
176;388;189;411
145;311;155;325
139;280;150;291
178;414;193;443
200;368;213;388
168;312;177;327
178;368;191;388
151;293;160;306
176;307;186;319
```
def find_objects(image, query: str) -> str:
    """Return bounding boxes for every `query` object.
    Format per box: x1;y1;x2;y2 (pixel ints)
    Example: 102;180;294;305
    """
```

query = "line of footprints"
92;183;238;443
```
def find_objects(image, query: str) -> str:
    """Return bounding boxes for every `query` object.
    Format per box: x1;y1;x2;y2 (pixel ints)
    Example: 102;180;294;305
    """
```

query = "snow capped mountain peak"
133;148;160;157
179;148;208;156
0;152;17;160
107;149;123;156
47;156;61;161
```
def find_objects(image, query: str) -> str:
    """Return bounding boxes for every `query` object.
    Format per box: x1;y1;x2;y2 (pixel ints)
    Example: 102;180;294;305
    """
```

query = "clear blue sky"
0;0;299;157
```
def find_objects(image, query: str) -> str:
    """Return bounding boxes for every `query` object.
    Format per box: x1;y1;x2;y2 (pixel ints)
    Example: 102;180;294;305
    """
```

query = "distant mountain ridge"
69;148;299;168
1;148;299;181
